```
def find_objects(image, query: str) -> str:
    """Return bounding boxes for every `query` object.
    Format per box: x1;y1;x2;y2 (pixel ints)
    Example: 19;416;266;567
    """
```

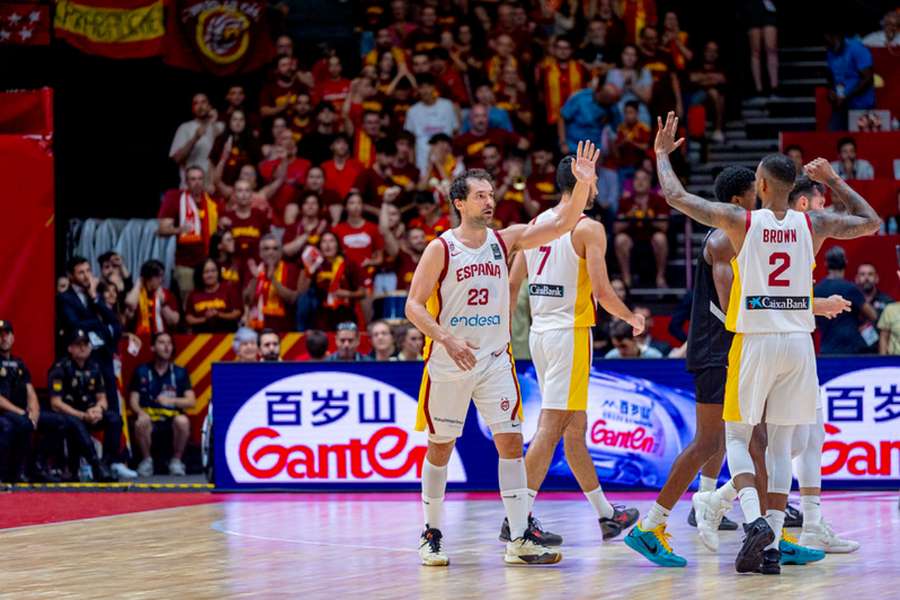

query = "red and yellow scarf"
179;191;218;249
136;286;165;338
249;261;289;329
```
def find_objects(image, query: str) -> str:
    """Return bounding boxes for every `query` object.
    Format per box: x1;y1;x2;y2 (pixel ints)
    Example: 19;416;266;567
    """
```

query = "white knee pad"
725;422;755;478
791;424;809;459
766;423;796;495
796;408;825;489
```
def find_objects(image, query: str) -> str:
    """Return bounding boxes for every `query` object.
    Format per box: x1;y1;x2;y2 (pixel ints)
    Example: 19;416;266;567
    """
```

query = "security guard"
48;329;123;482
0;320;65;482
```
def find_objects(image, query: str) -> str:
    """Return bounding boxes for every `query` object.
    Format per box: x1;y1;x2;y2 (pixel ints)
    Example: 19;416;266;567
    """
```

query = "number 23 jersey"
726;208;815;334
424;228;511;381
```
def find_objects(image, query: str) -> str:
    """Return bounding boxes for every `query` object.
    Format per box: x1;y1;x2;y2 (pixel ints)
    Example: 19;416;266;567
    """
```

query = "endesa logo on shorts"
449;313;501;327
224;371;467;483
528;284;564;298
745;295;810;310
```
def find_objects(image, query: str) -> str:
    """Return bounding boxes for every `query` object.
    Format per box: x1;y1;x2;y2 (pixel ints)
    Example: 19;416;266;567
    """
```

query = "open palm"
572;140;600;183
654;111;685;155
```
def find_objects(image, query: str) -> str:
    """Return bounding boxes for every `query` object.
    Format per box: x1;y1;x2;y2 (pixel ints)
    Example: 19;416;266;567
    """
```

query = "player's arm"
578;219;644;334
404;239;478;371
655;112;747;252
500;140;600;251
813;295;851;319
803;158;881;250
706;229;735;311
508;251;527;319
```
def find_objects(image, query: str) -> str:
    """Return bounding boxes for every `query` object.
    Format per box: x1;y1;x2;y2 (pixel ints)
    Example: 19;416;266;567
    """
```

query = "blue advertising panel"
213;357;900;491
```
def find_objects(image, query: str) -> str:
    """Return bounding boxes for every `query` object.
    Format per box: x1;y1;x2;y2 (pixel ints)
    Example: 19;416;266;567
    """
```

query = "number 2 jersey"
726;208;815;334
423;228;511;381
523;212;596;333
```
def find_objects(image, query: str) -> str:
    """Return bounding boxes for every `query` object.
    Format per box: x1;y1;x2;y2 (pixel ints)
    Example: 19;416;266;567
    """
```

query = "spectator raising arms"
185;259;242;333
296;232;366;331
283;193;329;260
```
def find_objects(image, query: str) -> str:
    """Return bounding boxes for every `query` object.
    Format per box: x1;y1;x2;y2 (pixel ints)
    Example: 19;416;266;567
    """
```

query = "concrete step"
780;61;830;79
779;46;826;60
705;150;769;161
710;138;778;151
780;77;829;88
693;159;760;174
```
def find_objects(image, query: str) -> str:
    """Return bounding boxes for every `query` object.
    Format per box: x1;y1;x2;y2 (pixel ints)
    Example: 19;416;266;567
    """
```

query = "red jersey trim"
745;210;752;232
436;237;450;325
804;212;814;237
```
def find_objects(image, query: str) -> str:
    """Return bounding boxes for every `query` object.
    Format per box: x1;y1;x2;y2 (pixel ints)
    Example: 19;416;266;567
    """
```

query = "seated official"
129;333;196;477
0;320;65;482
49;330;127;482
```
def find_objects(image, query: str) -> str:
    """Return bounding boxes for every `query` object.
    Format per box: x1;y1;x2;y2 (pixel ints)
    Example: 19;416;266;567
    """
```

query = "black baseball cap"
67;329;91;345
0;320;12;333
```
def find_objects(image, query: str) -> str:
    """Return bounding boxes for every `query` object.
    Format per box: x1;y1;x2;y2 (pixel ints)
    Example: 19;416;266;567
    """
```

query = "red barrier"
780;132;900;179
0;89;55;386
814;235;900;299
872;48;900;113
822;179;900;218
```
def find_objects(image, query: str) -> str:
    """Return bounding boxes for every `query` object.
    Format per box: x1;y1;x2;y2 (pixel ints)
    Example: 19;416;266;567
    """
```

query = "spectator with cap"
169;93;223;187
327;322;372;361
158;164;220;296
124;260;181;339
404;73;460;169
48;329;128;482
259;329;282;362
830;136;875;181
604;320;663;358
0;320;66;482
129;332;195;477
233;327;260;362
814;246;876;355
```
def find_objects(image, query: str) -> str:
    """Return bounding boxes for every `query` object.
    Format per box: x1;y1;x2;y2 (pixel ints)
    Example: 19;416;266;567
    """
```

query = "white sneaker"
111;462;138;479
504;533;562;565
418;528;449;566
799;521;860;553
137;457;154;477
168;458;187;476
692;491;729;552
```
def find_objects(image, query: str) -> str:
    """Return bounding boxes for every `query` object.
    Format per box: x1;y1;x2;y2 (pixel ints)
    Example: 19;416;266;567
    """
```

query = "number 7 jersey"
725;208;815;334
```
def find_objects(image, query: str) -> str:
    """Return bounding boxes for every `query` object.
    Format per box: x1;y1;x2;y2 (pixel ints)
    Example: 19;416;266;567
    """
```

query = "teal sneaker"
780;531;826;565
624;522;687;567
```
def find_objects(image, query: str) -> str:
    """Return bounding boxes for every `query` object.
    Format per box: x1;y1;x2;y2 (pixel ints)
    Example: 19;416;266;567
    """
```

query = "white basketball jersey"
423;229;511;380
726;208;815;334
524;212;596;333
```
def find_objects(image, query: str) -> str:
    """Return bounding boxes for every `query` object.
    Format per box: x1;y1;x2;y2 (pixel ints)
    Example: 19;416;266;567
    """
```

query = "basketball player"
625;166;757;567
653;112;879;574
500;163;645;547
406;141;600;566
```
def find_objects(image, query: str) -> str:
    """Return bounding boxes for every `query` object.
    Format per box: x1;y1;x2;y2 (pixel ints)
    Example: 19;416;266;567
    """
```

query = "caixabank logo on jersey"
745;295;810;310
819;366;900;481
223;371;467;484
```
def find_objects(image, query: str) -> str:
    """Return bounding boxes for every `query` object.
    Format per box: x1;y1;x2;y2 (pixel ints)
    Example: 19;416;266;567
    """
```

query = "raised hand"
654;111;685;156
803;158;838;184
571;140;600;183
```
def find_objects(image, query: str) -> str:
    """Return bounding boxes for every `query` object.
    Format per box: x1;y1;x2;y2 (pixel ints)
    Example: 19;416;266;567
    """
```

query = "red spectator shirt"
283;218;329;255
224;207;270;262
258;157;311;227
131;287;180;337
313;78;351;111
393;249;420;290
259;79;307;117
321;158;364;200
452;128;522;169
406;27;441;54
527;170;559;214
536;58;586;125
331;220;384;280
408;214;451;242
185;283;241;333
353;167;406;209
435;66;469;105
618;193;670;240
390;162;420;194
615;121;651;168
158;190;221;268
494;187;527;228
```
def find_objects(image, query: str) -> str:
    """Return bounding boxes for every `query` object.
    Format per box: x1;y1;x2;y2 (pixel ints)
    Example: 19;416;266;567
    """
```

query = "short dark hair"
259;328;280;343
836;136;856;152
825;245;847;271
784;144;804;155
449;169;493;203
140;259;165;280
624;100;640;112
555;155;577;195
305;329;329;359
713;166;756;204
428;132;452;145
98;251;117;267
185;164;205;177
788;175;826;206
429;47;450;61
416;73;437;87
151;331;172;347
193;258;219;290
66;255;90;274
375;138;397;156
759;153;796;186
610;319;634;341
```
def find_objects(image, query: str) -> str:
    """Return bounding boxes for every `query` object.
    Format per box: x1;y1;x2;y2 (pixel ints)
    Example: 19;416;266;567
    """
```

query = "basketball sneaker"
798;521;860;553
759;548;781;575
692;491;731;552
623;522;687;567
779;531;825;565
498;515;563;546
784;503;803;527
418;527;449;566
599;505;640;540
735;517;774;573
687;507;738;530
504;528;562;565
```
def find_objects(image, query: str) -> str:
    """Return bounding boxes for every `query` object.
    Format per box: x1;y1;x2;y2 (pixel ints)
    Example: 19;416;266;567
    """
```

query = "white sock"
641;502;670;530
801;495;822;527
527;488;537;516
584;486;614;519
765;509;785;550
421;459;448;530
498;458;529;540
738;487;762;522
714;479;739;504
700;475;717;493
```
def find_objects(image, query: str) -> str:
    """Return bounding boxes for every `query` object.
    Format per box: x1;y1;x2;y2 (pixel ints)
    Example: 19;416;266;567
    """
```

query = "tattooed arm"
803;158;881;250
654;112;747;252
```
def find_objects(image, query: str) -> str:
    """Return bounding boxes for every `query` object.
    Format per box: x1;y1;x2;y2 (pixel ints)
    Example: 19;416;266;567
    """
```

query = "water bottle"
79;459;93;482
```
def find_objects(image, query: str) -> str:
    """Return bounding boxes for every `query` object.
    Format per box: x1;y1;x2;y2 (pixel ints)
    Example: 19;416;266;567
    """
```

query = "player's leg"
169;414;190;476
414;371;472;566
751;422;769;514
563;411;639;539
798;406;860;553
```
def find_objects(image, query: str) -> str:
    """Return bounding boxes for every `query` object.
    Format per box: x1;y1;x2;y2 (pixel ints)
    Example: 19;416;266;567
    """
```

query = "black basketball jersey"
686;231;733;373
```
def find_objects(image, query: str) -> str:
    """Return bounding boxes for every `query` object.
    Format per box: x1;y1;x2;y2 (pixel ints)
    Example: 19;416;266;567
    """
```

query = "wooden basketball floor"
2;490;898;599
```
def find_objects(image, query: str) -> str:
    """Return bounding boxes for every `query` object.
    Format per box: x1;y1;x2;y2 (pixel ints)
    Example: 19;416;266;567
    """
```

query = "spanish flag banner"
54;0;164;58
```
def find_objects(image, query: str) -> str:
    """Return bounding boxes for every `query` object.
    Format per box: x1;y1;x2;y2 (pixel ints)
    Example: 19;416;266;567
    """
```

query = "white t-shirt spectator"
829;158;875;180
405;99;459;169
169;119;224;186
604;345;664;359
861;30;898;49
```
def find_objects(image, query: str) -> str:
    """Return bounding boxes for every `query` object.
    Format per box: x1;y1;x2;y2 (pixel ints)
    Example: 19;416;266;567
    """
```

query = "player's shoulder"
705;228;735;262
